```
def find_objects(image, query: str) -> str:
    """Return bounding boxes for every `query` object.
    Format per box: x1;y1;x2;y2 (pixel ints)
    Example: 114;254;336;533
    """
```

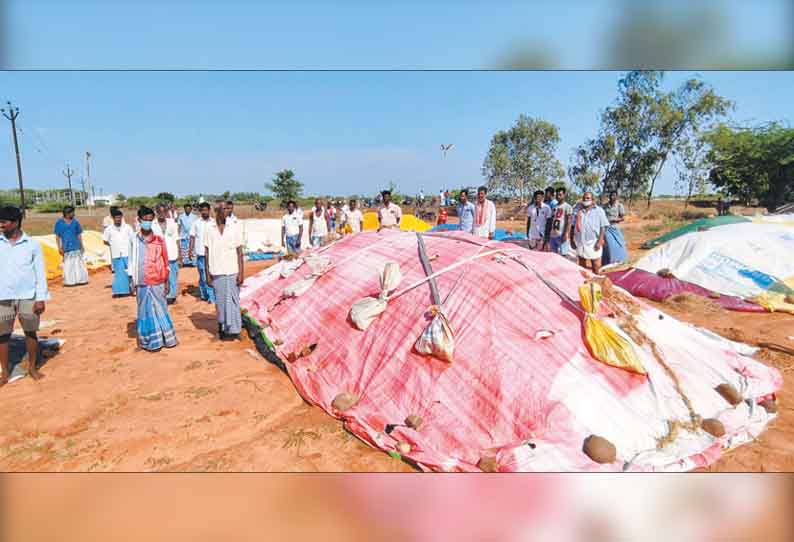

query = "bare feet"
28;370;44;381
0;377;8;388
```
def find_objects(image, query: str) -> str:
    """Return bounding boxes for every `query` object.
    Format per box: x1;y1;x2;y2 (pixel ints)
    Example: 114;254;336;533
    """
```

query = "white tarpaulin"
635;222;794;312
242;218;310;254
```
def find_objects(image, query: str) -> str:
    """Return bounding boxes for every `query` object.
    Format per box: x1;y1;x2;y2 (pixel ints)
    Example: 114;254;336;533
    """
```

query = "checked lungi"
212;274;242;335
136;283;178;351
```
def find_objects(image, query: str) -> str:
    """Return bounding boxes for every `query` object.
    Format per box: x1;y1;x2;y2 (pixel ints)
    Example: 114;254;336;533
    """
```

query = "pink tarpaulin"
606;268;767;313
241;230;781;472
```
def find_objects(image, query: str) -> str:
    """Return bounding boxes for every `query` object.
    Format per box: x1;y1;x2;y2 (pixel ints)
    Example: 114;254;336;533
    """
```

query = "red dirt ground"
1;200;790;471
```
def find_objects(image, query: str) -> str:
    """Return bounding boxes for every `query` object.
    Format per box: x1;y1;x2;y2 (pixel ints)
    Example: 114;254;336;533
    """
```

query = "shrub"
36;201;68;213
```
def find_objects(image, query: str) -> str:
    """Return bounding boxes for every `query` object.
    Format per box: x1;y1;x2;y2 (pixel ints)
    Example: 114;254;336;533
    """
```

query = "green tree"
570;71;730;207
482;115;564;204
673;135;711;208
155;192;175;202
266;169;304;206
705;122;794;210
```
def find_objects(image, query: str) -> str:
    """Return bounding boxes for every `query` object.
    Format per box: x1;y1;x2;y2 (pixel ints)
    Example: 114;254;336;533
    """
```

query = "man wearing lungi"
102;207;134;297
0;206;49;384
128;206;178;352
189;202;216;303
473;186;496;240
177;202;197;267
204;206;244;341
54;206;88;286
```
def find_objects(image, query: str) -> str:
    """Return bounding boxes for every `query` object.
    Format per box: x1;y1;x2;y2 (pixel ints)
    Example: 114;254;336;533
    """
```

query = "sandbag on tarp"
635;222;794;314
606;269;768;313
641;216;750;249
240;229;781;472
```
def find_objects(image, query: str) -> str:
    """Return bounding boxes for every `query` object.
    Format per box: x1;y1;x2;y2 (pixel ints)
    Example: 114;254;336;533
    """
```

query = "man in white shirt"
377;190;402;231
473;186;496;239
281;200;304;255
346;199;364;233
309;199;329;248
204;206;244;340
153;204;181;304
224;200;239;225
102;207;135;297
189;202;216;303
526;190;552;250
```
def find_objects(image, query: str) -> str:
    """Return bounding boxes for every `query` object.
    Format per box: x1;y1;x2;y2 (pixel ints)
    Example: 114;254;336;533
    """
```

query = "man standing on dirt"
189;202;216;303
377;190;402;231
102;207;135;298
526;190;552;250
457;189;476;234
473;186;496;240
548;187;573;257
128;206;178;352
572;191;610;274
345;199;363;234
309;198;329;247
178;202;197;267
542;187;558;250
0;206;49;385
204;205;245;341
54;205;88;287
281;200;304;254
153;204;181;305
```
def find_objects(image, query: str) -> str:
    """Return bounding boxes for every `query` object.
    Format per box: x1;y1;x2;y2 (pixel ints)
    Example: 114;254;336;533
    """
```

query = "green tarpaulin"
640;215;750;249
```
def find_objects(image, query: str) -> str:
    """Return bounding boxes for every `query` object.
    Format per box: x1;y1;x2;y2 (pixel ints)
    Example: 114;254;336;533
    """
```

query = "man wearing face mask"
572;191;610;274
127;206;178;352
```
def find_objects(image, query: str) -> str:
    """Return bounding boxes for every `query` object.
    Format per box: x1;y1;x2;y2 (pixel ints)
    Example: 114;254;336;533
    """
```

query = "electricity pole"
2;101;26;216
63;163;76;206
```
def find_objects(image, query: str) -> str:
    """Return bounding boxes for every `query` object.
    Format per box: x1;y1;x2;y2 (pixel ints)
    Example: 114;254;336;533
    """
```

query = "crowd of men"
0;186;628;384
520;186;627;275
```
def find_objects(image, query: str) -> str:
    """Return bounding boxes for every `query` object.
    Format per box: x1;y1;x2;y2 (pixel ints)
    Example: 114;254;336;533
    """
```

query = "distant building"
93;194;117;206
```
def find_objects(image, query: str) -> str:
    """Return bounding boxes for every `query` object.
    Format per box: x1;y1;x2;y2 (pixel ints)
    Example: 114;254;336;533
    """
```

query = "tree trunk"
645;153;669;209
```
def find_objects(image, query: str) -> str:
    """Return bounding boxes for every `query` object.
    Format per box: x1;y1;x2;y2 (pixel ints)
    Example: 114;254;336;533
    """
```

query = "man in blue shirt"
177;202;198;267
456;189;476;234
53;205;88;286
1;206;49;385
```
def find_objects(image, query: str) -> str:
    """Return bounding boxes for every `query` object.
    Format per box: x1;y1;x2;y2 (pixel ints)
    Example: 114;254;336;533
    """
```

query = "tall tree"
673;135;710;208
482;115;564;204
642;77;732;207
266;169;304;204
570;71;731;207
705;122;794;210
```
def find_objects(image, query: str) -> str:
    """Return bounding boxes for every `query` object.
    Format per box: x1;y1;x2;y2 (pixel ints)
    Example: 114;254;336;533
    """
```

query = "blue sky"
1;71;792;197
4;1;791;69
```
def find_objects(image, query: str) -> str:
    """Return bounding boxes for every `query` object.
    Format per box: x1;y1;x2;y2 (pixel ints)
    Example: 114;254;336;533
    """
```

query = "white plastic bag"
305;254;331;276
350;262;402;331
283;276;317;298
280;258;304;279
414;306;455;362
